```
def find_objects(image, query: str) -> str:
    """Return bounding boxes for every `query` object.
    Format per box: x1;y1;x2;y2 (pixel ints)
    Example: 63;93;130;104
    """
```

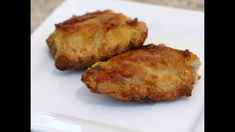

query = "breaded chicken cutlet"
46;10;148;70
81;44;200;102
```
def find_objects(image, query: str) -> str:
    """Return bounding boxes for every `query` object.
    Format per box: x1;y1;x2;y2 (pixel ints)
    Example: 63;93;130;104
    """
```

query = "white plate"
31;0;204;131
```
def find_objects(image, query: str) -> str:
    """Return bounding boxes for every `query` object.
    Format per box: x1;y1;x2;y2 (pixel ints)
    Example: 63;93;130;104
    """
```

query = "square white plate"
31;0;204;132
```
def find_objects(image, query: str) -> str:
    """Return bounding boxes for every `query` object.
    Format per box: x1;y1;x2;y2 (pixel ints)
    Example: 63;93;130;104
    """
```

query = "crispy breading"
46;10;148;70
81;44;200;102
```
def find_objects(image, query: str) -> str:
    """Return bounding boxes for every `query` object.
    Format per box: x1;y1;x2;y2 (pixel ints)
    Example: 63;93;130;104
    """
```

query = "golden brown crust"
81;44;201;102
46;10;148;70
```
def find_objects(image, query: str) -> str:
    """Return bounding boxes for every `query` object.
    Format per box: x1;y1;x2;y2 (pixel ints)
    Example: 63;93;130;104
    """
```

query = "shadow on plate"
44;46;54;59
51;68;85;76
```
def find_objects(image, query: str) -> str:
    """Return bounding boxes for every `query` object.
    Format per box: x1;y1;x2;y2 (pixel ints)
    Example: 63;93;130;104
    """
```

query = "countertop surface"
31;0;204;33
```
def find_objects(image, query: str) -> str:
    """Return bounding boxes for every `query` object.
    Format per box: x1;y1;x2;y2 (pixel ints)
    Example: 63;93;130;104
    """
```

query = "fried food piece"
81;44;200;102
46;10;148;70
